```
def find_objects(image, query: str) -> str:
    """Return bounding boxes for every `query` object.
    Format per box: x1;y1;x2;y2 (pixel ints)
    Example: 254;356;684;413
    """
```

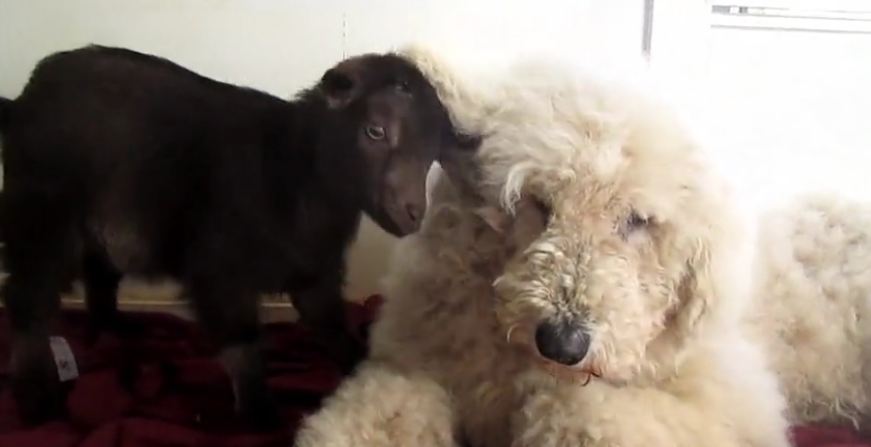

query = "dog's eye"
627;211;649;230
621;210;651;238
365;125;386;140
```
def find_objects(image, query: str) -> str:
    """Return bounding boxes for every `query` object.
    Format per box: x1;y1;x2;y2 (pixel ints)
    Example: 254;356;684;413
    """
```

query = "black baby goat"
0;45;475;428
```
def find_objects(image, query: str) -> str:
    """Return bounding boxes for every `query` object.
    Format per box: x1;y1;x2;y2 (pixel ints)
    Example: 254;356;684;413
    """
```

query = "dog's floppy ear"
673;210;749;341
664;164;752;342
674;240;715;336
319;56;367;109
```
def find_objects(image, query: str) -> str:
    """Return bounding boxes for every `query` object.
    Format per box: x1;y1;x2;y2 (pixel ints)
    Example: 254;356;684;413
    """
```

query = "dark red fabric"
0;295;867;447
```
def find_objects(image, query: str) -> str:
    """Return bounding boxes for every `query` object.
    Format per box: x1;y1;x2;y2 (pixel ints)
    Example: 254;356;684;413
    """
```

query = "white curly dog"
294;47;871;447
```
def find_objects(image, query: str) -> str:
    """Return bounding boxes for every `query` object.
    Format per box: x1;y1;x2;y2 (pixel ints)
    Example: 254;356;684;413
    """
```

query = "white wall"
0;0;646;300
702;27;871;209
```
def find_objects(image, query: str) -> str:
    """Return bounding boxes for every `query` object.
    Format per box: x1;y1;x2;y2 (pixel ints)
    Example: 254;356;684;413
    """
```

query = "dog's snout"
534;318;590;366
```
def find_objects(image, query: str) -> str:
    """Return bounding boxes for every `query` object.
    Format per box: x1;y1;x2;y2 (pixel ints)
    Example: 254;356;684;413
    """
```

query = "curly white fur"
294;47;871;447
748;194;871;429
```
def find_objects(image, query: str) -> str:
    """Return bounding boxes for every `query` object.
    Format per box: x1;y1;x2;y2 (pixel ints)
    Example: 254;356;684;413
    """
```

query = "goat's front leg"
295;361;459;447
512;357;790;447
187;279;280;430
289;272;366;374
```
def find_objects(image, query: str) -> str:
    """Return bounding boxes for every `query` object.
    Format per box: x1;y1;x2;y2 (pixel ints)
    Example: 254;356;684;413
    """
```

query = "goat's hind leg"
81;251;144;340
1;194;79;423
3;273;70;423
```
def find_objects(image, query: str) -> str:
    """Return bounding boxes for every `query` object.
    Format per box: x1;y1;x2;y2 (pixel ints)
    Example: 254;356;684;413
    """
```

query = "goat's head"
314;53;478;237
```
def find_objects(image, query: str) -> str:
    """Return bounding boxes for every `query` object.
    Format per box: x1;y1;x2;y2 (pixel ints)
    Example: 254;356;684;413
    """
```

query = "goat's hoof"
12;373;67;425
332;338;368;375
238;392;283;431
85;314;147;342
15;391;67;425
10;338;70;424
106;314;147;339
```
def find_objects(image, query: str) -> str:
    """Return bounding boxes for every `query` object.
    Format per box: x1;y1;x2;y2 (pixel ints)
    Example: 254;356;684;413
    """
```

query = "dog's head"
417;57;752;385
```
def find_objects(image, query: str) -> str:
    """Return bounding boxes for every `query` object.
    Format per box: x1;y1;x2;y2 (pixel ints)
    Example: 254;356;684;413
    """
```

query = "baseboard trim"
59;297;300;323
0;275;301;323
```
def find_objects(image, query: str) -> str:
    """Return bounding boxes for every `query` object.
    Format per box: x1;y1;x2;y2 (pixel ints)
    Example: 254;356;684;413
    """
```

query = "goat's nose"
534;318;590;366
405;203;422;224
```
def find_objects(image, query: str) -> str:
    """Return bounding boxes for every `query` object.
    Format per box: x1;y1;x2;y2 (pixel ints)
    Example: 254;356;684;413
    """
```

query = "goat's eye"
365;125;386;140
395;80;411;94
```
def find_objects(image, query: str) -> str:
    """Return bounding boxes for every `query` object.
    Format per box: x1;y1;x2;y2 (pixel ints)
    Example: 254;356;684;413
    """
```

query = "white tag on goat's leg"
49;336;79;382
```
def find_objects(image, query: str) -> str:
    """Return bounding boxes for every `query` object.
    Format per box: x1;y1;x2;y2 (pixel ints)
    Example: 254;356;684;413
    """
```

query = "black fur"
0;45;471;428
0;97;11;128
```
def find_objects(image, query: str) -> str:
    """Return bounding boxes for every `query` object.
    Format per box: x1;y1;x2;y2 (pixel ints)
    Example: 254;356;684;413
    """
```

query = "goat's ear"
319;58;366;109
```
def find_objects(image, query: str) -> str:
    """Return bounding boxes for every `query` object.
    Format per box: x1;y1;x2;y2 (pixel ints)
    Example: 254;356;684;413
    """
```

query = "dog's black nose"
534;318;590;366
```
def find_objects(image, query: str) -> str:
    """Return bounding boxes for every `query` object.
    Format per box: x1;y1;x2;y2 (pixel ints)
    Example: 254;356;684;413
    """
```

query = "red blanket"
0;297;867;447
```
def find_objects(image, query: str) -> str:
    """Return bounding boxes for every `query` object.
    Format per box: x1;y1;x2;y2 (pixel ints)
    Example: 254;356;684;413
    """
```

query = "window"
648;0;871;209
